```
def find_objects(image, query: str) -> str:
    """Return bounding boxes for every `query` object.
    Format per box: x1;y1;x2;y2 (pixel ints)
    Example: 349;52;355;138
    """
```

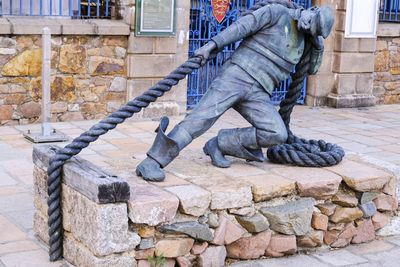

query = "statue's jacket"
211;4;305;94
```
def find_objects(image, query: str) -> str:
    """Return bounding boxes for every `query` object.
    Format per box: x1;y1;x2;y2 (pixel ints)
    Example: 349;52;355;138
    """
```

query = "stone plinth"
33;145;398;266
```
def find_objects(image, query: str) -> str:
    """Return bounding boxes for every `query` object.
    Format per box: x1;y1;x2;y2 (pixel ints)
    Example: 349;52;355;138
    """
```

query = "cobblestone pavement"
0;104;400;266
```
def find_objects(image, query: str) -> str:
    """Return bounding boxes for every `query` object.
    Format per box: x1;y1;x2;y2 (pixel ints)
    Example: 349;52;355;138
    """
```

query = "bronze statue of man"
136;0;334;181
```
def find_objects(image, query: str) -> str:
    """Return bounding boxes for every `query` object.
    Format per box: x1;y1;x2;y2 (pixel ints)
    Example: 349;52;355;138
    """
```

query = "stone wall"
374;23;400;104
33;145;399;266
0;34;128;125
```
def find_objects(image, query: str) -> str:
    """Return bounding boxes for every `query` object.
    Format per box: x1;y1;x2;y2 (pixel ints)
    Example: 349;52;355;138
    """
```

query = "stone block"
359;201;377;218
160;222;213;242
334;32;358;52
63;233;136;267
88;56;125;75
333;53;375;73
306;73;335;97
211;214;247;245
352;219;376;244
235;213;270;233
376;40;388;51
192;177;252;210
373;194;398;212
330;223;357;248
59;44;87;74
191;242;208;255
312;212;328;231
266;234;297;257
142;102;180;119
326;160;392;191
297;230;324;248
317;203;337;216
260;198;314;235
273;167;341;200
377;23;400;37
198;246;227;267
33;211;49;245
8;18;62;34
335;11;346;31
334;74;356;95
356;74;374;94
128;34;154;54
62;184;140;256
57;19;95;35
91;20;130;35
240;173;296;202
330;207;363;223
128;55;177;78
128;181;179;226
327;93;376;108
135;248;155;260
372;212;391;230
359;38;376;52
226;230;271;259
155;37;177;54
127;79;153;99
165;185;211;217
155;238;194;258
0;18;11;34
375;50;390;72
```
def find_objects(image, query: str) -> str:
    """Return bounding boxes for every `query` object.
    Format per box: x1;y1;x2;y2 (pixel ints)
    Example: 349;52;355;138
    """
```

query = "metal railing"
380;0;400;22
0;0;111;18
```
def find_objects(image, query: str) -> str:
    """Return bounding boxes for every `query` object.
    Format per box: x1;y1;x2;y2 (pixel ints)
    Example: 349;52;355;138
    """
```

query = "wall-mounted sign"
211;0;231;23
345;0;379;38
135;0;175;36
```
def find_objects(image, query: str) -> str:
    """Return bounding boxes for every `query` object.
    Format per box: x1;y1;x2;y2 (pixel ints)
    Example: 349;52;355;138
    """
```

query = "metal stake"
24;27;68;143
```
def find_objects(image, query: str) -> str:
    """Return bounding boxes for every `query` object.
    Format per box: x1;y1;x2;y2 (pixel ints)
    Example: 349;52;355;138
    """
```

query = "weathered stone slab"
0;18;11;34
373;194;398;212
128;181;179;226
330;207;363;223
316;203;337;216
8;18;62;34
273;167;341;199
57;19;95;35
266;234;297;257
165;185;211;217
226;230;271;259
33;145;130;203
297;230;324;248
326;160;392;192
332;189;358;207
239;173;296;202
235;213;269;233
64;233;136;267
352;219;375;244
62;184;140;256
155;238;194;258
260;198;315;235
198;246;227;267
159;222;213;242
91;20;130;35
190;177;252;210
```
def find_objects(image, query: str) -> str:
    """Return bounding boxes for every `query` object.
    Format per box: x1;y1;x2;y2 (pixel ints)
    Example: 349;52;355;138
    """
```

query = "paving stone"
364;248;400;267
0;240;39;255
198;246;227;267
297;230;324;248
326;160;392;192
229;255;330;267
159;222;213;242
191;177;252;210
0;249;64;267
359;202;377;218
372;212;391;230
352;219;376;244
165;185;211;217
260;198;314;235
0;171;17;186
311;212;328;231
274;167;341;199
63;233;136;267
312;249;368;266
316;203;337;216
0;215;27;243
155;238;194;258
211;214;247;245
373;194;398;211
235;213;269;233
128;182;179;226
347;239;394;255
226;230;272;259
135;248;155;260
61;184;140;257
240;173;296;202
330;207;363;223
266;234;297;257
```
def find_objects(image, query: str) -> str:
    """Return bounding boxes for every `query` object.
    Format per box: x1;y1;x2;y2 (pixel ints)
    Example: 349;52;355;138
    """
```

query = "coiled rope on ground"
46;5;344;262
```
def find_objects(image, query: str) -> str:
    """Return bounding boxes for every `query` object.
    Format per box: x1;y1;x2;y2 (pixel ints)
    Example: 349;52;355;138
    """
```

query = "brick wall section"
0;35;128;125
120;0;190;118
374;23;400;104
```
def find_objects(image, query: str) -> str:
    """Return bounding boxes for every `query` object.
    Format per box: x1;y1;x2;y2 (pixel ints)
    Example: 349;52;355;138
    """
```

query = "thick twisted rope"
267;41;345;166
46;57;202;261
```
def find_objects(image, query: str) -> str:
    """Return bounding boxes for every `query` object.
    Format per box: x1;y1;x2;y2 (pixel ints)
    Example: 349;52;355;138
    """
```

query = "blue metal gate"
187;0;312;109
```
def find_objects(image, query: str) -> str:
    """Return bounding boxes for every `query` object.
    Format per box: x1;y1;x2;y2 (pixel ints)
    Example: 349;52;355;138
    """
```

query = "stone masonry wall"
0;34;128;125
374;23;400;104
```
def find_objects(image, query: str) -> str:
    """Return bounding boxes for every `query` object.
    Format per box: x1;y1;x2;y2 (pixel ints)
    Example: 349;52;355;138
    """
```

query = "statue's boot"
203;128;265;168
136;117;192;182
